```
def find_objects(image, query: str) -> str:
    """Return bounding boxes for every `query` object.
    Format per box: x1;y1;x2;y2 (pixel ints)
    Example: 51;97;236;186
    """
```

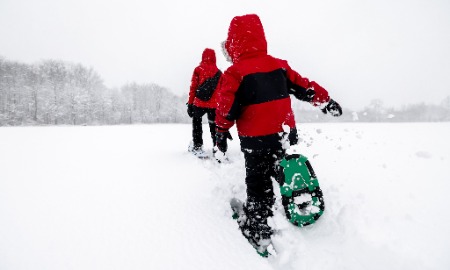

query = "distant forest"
0;57;188;126
1;56;449;126
292;98;450;123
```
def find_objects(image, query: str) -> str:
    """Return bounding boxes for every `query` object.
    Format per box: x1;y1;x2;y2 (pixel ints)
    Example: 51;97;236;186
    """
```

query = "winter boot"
188;141;209;159
231;196;275;256
193;146;208;158
213;146;230;163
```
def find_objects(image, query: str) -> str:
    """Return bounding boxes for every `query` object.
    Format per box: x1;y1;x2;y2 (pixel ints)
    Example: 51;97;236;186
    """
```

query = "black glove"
321;99;342;117
215;130;233;152
187;104;194;118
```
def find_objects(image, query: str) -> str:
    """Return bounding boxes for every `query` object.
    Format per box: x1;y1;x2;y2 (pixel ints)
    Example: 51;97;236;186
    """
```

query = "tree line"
1;56;449;126
0;57;189;126
291;98;450;123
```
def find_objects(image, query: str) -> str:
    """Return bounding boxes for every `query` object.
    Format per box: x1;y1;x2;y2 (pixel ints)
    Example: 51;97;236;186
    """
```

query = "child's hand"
215;130;233;152
187;104;194;118
321;99;342;117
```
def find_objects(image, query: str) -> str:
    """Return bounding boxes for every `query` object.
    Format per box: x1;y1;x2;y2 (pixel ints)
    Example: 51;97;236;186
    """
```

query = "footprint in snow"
415;151;432;159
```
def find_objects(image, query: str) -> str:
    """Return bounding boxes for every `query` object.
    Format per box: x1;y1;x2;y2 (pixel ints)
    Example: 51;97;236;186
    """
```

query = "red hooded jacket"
188;48;221;109
216;14;331;150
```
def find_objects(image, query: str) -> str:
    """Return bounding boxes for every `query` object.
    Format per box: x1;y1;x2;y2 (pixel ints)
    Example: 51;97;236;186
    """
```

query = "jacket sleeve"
281;60;330;106
188;68;199;105
215;68;241;131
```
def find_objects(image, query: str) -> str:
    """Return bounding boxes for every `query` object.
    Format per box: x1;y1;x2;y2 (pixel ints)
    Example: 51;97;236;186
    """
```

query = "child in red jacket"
215;14;342;253
187;48;222;157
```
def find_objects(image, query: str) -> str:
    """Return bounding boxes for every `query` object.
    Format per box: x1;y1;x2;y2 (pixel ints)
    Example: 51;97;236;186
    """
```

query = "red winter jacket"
216;14;331;150
188;48;221;109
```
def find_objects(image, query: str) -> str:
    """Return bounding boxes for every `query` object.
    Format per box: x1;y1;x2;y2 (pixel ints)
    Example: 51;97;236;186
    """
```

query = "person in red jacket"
187;48;222;157
215;14;342;253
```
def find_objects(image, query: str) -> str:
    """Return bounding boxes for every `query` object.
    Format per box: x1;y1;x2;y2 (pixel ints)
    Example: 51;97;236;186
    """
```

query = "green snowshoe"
279;154;325;227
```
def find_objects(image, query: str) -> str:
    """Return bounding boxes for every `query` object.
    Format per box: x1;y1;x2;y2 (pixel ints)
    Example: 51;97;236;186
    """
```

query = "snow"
1;123;449;270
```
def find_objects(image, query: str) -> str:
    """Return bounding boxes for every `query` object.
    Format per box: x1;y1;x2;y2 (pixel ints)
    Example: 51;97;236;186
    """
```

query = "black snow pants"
240;127;298;243
192;106;216;149
242;148;285;242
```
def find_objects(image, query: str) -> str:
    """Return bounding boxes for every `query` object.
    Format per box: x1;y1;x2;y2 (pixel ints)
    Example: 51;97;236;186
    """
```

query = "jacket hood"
224;14;268;63
201;48;216;64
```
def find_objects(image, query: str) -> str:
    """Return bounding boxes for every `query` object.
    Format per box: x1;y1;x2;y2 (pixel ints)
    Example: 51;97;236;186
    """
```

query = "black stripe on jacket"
226;68;311;121
227;68;288;120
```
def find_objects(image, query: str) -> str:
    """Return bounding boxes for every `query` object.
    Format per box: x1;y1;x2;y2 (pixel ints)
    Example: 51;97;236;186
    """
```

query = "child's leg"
192;107;206;148
206;109;217;145
244;150;275;199
242;149;283;243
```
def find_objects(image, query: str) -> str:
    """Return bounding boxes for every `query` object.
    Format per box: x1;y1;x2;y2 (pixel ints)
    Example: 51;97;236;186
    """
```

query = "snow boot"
188;141;209;159
213;146;230;163
230;197;275;257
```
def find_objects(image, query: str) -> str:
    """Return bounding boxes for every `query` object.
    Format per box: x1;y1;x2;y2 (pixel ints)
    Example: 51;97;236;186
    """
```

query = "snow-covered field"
1;123;449;270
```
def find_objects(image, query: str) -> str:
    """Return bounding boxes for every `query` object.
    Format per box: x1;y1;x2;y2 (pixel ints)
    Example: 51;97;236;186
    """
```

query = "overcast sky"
1;0;449;110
